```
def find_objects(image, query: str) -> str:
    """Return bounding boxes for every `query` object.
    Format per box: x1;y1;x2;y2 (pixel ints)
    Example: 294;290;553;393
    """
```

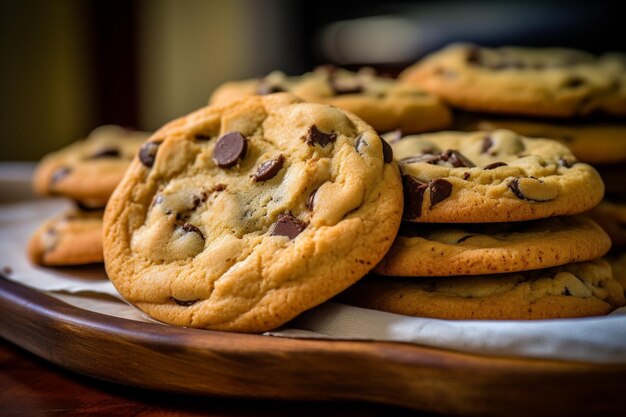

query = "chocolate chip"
2;266;12;275
181;223;204;240
456;235;474;243
51;167;71;184
90;148;120;159
463;172;471;180
466;46;482;64
257;80;284;95
442;150;475;168
139;141;162;168
171;297;198;307
558;157;577;168
213;132;247;168
307;189;318;210
381;137;393;163
429;179;453;208
194;133;212;141
355;135;368;155
270;213;307;239
252;154;285;182
303;125;336;147
562;287;571;296
508;177;558;202
562;76;586;88
212;183;227;192
483;162;508;170
402;175;428;219
481;137;494;154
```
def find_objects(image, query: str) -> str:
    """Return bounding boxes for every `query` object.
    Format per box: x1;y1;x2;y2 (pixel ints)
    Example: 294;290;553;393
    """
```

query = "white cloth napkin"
2;196;626;364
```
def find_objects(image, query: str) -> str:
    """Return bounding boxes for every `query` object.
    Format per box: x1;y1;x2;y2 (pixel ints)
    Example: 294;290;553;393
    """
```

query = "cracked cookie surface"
376;216;611;276
28;207;104;266
209;67;452;134
103;93;403;332
33;125;150;207
390;129;604;223
338;260;626;320
400;43;626;118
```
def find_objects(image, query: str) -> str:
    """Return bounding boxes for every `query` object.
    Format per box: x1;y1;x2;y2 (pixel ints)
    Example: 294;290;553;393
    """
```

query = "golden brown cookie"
375;216;611;276
103;93;403;332
606;251;626;292
456;116;626;164
338;260;626;320
209;67;452;133
28;207;103;266
33;125;150;207
391;129;604;223
400;43;626;118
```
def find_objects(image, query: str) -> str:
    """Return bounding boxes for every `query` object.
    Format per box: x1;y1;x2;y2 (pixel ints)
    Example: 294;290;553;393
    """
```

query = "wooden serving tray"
1;276;624;417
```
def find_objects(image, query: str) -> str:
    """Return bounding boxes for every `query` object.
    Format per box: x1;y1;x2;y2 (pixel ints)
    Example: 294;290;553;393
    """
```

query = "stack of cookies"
397;43;626;296
338;128;625;319
28;125;149;266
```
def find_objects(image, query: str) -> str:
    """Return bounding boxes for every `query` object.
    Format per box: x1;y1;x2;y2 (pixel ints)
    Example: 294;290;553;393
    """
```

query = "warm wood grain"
0;338;421;417
1;276;625;416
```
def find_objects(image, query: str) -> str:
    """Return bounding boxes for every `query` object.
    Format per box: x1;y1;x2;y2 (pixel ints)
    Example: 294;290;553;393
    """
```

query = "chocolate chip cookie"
587;199;626;248
338;260;626;320
391;129;604;223
375;216;611;276
28;207;104;266
209;67;452;133
400;43;626;118
103;93;403;332
33;125;150;207
607;251;626;292
458;116;626;164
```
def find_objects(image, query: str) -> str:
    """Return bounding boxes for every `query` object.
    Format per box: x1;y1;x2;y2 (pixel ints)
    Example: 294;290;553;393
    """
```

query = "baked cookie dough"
457;116;626;164
28;207;104;266
587;199;626;247
209;67;452;133
400;43;626;118
375;216;611;276
33;125;150;207
606;251;626;292
391;129;604;223
103;93;403;332
338;260;626;320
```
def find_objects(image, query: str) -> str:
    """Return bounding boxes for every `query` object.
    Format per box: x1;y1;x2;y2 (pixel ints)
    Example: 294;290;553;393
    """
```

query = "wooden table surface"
0;338;436;417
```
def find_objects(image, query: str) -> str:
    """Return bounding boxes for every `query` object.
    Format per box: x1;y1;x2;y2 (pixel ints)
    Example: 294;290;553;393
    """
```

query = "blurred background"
1;0;624;160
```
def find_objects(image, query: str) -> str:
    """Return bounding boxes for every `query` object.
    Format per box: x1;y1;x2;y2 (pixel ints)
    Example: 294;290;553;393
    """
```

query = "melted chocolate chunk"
253;154;285;182
381;137;393;163
51;167;72;185
171;297;198;307
270;213;307;239
429;179;453;208
402;175;428;218
213;132;247;168
481;136;494;154
456;235;474;243
90;148;120;159
508;178;526;200
483;161;508;170
355;135;367;155
181;222;204;240
307;189;318;210
558;157;577;168
303;125;336;147
442;150;475;168
139;141;162;168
